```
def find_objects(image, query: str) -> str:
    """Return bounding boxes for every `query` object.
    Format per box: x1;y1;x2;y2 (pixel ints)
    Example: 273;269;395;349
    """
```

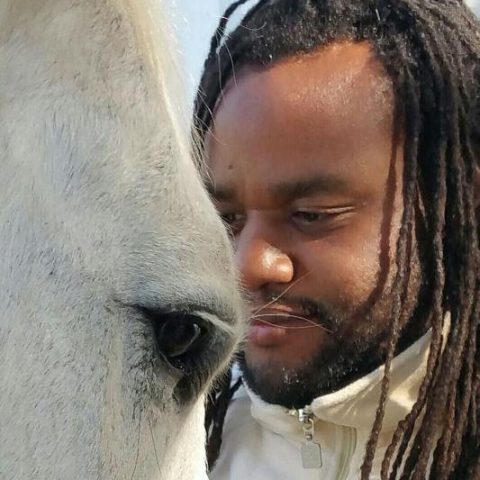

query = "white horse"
0;1;243;479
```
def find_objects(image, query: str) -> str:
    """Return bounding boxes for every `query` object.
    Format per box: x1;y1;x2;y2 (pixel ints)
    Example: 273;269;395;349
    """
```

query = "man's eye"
221;213;241;224
220;212;245;234
291;207;354;233
291;210;326;223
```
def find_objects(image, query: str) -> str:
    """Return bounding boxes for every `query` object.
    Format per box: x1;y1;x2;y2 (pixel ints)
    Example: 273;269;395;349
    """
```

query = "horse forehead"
0;0;236;301
0;0;195;199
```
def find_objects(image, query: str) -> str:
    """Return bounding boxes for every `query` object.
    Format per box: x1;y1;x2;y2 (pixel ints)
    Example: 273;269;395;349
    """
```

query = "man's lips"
250;306;324;329
250;314;317;328
247;307;327;347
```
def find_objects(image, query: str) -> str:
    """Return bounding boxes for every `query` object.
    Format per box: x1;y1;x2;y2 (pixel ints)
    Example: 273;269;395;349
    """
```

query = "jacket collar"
245;322;446;437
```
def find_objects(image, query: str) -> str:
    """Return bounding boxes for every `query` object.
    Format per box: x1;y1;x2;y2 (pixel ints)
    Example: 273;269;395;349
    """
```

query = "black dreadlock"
194;1;480;478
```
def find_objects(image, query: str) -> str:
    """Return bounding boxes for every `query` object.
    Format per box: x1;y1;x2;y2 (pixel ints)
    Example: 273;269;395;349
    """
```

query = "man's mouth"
250;307;327;330
245;304;335;347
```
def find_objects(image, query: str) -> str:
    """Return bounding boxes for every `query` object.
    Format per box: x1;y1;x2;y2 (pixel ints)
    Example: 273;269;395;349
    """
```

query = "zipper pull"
291;406;323;469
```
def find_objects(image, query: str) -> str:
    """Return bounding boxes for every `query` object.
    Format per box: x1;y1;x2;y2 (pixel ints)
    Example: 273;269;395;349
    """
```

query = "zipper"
287;406;358;479
287;405;323;469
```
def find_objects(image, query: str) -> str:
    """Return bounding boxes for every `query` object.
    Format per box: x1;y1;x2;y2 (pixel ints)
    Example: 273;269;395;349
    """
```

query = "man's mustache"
250;291;342;333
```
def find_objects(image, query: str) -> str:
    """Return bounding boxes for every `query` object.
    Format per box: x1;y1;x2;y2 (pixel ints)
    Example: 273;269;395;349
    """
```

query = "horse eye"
155;317;203;359
138;308;207;370
133;306;228;403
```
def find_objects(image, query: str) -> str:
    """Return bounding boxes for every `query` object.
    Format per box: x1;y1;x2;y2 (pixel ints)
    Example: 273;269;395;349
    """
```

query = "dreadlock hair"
195;1;480;478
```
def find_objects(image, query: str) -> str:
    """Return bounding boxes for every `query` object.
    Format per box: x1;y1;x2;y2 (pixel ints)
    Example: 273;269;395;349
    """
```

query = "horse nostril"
155;316;203;358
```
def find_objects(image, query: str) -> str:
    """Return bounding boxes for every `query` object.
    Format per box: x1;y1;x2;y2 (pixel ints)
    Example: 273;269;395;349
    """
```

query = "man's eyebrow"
205;175;350;203
269;175;351;201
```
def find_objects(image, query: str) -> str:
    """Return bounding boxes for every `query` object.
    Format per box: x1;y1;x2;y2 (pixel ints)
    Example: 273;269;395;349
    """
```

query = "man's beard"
239;291;426;410
239;333;386;409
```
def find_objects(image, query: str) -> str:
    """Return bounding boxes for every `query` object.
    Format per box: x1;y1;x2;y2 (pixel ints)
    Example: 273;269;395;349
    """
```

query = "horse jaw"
0;1;243;479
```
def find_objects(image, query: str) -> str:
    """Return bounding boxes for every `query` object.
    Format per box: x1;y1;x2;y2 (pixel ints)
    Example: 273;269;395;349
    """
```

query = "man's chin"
238;353;316;408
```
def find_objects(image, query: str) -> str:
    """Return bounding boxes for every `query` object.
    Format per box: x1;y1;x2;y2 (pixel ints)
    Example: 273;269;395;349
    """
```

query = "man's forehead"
205;40;401;205
213;41;393;125
206;41;395;156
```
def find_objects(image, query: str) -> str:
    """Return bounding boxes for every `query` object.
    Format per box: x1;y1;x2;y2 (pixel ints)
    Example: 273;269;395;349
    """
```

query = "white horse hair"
0;1;243;479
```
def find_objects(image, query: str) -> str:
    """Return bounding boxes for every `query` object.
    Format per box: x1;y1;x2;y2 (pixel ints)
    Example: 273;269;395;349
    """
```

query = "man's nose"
235;217;294;290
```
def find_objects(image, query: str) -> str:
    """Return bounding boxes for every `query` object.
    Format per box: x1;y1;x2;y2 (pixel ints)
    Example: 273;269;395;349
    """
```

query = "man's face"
206;42;422;408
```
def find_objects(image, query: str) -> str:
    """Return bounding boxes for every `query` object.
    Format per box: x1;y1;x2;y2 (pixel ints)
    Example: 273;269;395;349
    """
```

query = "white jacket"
210;331;433;480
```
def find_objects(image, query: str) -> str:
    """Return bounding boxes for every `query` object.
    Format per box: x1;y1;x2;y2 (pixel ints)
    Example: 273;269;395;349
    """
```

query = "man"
194;1;480;478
